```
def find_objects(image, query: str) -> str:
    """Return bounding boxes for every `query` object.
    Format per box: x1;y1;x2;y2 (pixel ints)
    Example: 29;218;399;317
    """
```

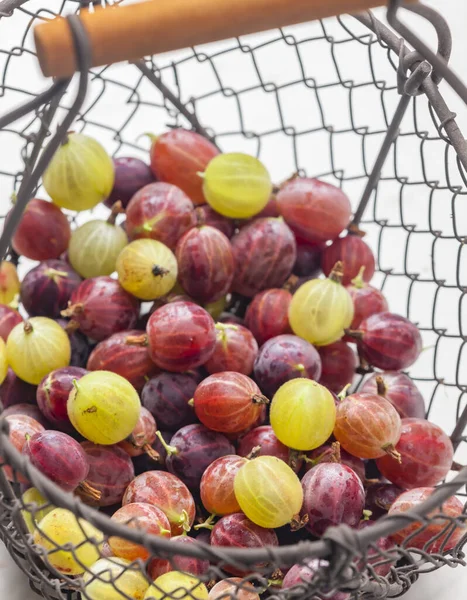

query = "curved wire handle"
0;13;92;261
387;0;467;104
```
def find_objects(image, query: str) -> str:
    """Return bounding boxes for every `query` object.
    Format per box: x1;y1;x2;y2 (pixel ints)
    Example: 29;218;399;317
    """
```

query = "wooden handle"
34;0;417;78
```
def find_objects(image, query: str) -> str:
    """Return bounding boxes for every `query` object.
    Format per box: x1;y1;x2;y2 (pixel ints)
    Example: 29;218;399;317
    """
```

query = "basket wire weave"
1;1;467;599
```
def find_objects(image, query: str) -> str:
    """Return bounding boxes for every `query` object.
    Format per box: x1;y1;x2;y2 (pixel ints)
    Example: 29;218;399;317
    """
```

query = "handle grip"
34;0;417;79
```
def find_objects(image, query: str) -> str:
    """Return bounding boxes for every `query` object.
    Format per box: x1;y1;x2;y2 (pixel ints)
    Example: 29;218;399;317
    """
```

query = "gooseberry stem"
138;132;158;144
252;394;270;405
382;443;402;463
375;375;387;397
125;334;148;347
329;261;344;284
45;268;69;279
282;273;299;292
143;444;162;463
155;430;178;456
215;323;238;332
246;445;262;460
289;449;301;471
107;200;124;225
78;480;102;502
350;266;366;289
178;509;191;533
188;398;194;407
61;302;84;318
362;509;372;521
23;321;33;334
344;328;363;341
194;513;216;531
337;384;351;400
64;319;80;334
290;513;308;531
300;442;341;466
294;363;306;374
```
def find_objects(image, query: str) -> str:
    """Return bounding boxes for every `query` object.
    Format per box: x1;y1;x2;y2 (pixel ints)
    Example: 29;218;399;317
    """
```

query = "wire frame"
1;1;467;600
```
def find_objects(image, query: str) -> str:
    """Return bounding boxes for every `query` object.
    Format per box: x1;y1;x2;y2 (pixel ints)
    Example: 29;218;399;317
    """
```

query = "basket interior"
1;1;467;599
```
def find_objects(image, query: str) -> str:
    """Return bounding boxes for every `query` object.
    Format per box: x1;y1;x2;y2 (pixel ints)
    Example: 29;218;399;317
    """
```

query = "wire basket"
1;1;467;599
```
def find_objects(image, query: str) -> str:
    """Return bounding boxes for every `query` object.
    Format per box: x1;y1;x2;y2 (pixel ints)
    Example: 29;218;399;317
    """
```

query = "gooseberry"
148;536;210;580
345;267;388;332
176;226;235;303
56;318;92;368
83;557;150;600
141;372;198;432
244;288;292;346
36;366;87;431
365;483;404;519
317;341;357;394
277;178;351;243
210;512;278;576
322;235;376;285
20;260;81;319
193;372;267;434
109;502;171;561
11;199;71;260
87;330;158;392
231;218;296;297
0;261;20;305
0;368;36;409
34;508;103;575
304;442;366;483
67;370;141;445
161;423;235;489
376;418;454;489
62;276;139;341
209;578;260;600
0;304;22;341
43;132;114;211
200;455;247;516
293;240;323;278
289;261;354;346
301;463;365;536
147;301;216;372
123;471;196;535
237;425;300;471
117;238;178;300
334;392;402;460
150;128;219;206
195;205;235;238
78;442;135;507
119;407;160;461
6;318;71;385
104;156;154;208
126;182;196;248
253;334;321;397
234;455;304;528
22;430;100;500
350;312;422;370
68;209;128;278
270;378;336;451
388;488;465;553
144;572;208;600
204;323;258;375
361;372;425;419
202;153;272;219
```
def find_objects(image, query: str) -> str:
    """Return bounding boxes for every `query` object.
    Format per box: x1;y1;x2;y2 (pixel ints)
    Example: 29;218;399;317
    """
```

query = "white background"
1;0;467;598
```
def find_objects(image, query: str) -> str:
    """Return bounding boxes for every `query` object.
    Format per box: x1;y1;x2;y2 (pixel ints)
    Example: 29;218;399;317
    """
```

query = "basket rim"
1;417;467;569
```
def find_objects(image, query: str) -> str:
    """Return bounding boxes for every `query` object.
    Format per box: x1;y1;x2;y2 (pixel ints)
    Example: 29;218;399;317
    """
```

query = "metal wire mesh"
1;1;467;599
